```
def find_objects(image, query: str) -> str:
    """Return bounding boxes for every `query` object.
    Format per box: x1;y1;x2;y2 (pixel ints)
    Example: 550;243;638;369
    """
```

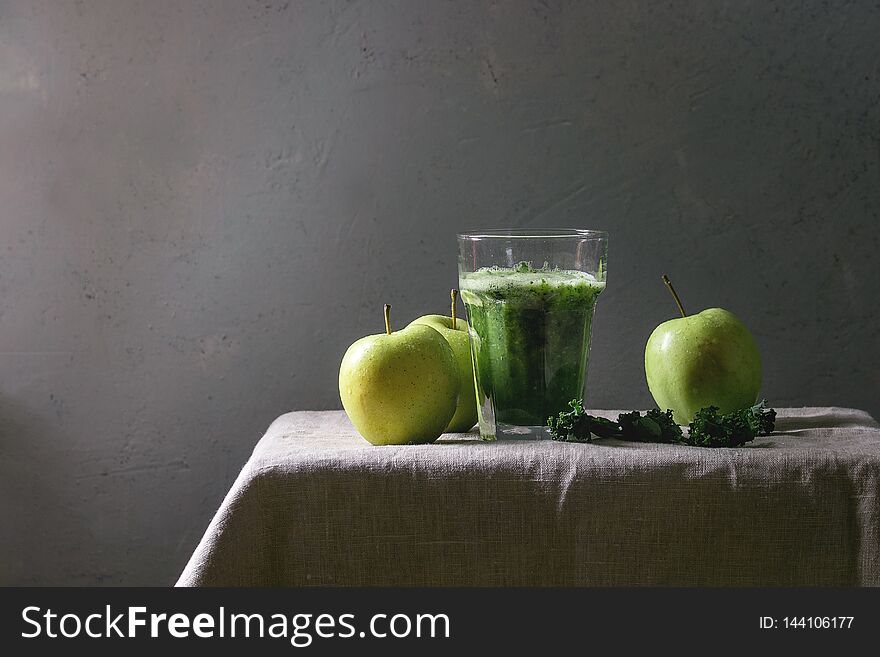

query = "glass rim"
457;228;608;240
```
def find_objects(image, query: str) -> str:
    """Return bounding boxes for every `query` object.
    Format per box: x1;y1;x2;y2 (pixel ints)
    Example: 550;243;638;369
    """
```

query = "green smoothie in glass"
460;262;605;439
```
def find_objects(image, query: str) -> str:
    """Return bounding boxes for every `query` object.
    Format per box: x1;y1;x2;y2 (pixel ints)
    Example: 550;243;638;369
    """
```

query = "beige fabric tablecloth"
177;407;880;587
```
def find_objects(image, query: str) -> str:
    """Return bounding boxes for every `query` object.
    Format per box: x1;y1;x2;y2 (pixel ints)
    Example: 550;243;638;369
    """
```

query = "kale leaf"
547;399;621;442
618;408;683;443
684;400;777;448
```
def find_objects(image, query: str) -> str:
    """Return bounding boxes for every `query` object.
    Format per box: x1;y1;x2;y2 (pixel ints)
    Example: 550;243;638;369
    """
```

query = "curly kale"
547;399;621;442
618;408;683;443
684;400;777;448
548;399;776;448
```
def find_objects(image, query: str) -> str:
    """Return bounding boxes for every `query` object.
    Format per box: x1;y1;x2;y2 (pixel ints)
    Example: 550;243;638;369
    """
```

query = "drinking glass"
457;229;608;440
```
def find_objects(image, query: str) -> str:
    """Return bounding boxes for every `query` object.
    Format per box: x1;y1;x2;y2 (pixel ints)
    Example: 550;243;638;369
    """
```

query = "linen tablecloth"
177;407;880;587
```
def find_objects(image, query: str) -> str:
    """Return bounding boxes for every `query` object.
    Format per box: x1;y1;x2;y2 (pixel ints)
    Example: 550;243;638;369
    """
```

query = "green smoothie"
459;262;605;439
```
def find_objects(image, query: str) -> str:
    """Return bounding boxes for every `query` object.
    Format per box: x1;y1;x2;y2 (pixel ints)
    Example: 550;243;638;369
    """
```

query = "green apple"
644;277;762;425
339;304;459;445
409;289;478;432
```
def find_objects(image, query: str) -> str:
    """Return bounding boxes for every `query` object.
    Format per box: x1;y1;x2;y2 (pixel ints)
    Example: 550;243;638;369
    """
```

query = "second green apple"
409;290;478;432
645;276;762;424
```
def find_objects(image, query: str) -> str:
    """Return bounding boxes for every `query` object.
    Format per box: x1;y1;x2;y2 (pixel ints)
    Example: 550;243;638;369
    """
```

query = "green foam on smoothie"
460;262;605;307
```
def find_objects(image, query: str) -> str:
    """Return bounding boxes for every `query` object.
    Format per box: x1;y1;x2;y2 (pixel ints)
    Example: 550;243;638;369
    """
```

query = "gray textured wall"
0;0;878;585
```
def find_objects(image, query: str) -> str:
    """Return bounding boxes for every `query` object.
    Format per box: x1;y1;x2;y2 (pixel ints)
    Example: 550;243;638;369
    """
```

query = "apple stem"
383;304;392;335
662;274;687;317
450;289;458;329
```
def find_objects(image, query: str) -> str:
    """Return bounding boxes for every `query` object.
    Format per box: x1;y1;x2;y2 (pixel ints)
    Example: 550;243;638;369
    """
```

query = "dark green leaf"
685;400;776;447
547;400;622;442
617;408;683;443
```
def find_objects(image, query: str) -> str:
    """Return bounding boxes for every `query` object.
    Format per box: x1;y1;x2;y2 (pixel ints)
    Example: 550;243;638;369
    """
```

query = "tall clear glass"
457;229;608;440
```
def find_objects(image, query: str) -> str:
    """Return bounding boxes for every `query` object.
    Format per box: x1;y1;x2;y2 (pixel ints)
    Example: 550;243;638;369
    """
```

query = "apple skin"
645;308;762;425
339;324;459;445
409;315;478;432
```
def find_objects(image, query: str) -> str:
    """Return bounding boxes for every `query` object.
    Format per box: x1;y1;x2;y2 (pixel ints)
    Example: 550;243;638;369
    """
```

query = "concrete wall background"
0;0;877;584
